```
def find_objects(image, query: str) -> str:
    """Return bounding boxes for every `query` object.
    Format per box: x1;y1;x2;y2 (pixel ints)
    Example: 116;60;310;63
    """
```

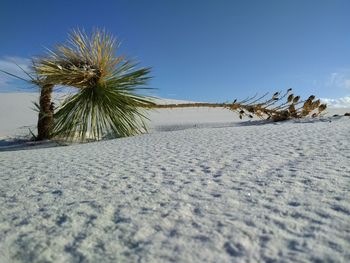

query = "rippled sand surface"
0;93;349;262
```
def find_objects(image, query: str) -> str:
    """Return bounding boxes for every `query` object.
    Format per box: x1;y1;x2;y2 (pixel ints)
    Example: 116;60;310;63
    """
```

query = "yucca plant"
1;29;328;142
33;29;154;141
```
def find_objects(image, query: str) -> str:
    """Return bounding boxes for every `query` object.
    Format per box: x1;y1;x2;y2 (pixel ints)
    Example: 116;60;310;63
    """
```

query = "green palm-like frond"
33;28;154;141
53;76;152;141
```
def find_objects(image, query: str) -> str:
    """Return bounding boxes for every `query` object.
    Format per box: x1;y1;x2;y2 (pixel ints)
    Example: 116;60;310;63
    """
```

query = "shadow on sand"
0;138;64;152
152;117;334;133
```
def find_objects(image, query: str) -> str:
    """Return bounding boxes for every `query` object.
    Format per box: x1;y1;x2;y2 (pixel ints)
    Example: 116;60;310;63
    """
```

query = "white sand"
0;93;349;262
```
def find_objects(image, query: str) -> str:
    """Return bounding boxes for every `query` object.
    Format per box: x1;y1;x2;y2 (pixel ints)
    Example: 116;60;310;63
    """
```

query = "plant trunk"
37;84;54;140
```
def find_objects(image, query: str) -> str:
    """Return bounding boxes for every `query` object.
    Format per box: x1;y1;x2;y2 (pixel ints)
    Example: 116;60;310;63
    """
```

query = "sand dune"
0;93;349;262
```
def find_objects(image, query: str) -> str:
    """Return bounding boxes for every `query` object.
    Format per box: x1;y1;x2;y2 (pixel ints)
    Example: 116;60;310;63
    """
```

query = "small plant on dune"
32;29;155;141
1;29;155;142
148;88;327;121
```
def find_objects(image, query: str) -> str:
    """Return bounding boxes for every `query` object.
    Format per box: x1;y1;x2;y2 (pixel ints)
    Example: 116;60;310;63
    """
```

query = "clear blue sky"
0;0;349;102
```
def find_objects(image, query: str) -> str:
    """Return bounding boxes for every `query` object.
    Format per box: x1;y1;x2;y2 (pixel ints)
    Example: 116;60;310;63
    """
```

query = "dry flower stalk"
146;89;327;121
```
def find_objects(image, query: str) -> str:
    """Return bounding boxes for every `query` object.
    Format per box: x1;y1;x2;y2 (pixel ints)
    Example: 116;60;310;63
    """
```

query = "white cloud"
345;79;350;89
321;96;350;108
0;56;33;91
326;70;350;90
